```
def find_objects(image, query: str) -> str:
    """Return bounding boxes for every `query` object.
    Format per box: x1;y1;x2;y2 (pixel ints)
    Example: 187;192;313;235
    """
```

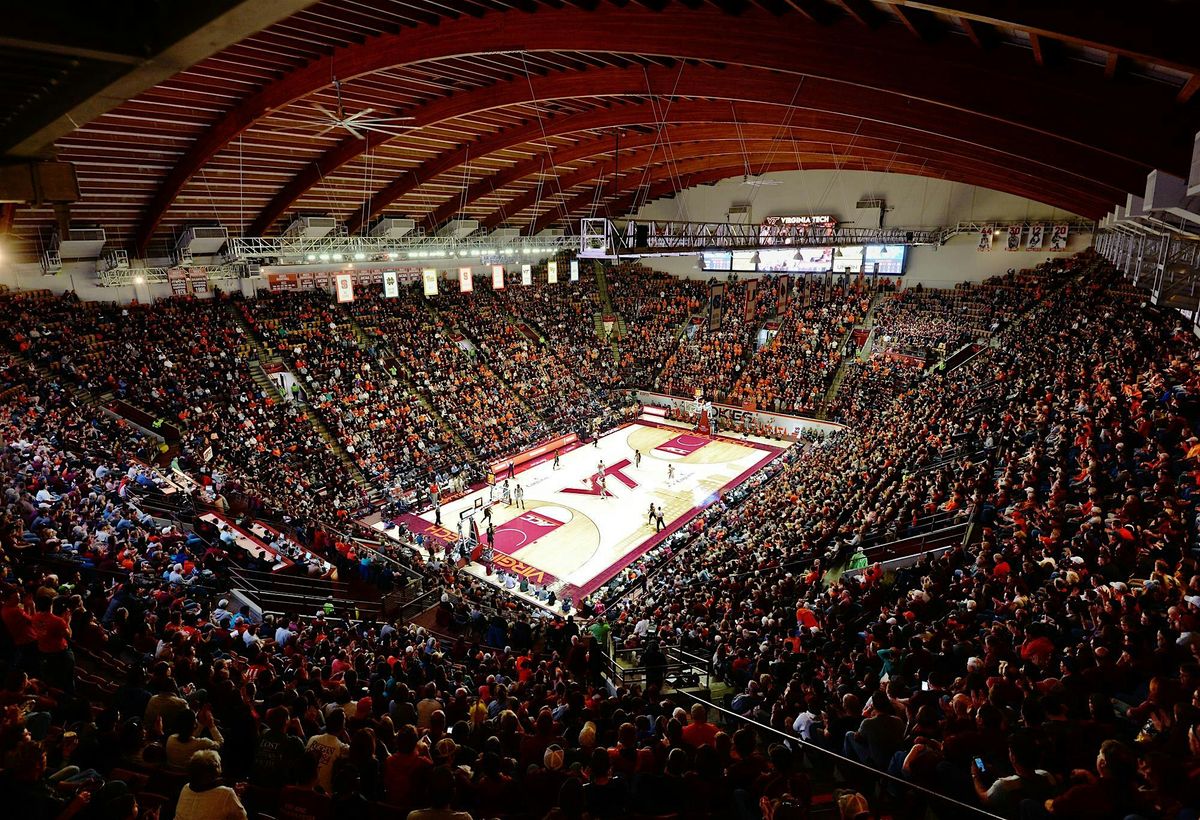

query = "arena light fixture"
318;253;331;262
332;253;343;262
353;252;366;261
306;253;317;262
387;252;398;261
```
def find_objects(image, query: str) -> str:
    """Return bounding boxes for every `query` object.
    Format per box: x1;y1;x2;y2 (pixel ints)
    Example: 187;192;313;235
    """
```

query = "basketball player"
502;480;512;506
634;449;641;468
598;474;609;499
514;483;525;510
647;502;656;525
552;449;561;470
667;463;676;483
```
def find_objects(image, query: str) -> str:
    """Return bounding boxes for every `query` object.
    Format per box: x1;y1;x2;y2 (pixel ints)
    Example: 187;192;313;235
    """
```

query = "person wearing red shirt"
681;704;720;748
32;596;74;694
1;588;37;670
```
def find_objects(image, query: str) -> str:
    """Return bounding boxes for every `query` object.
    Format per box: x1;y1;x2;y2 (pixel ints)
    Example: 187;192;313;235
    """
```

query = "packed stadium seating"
1;252;1198;820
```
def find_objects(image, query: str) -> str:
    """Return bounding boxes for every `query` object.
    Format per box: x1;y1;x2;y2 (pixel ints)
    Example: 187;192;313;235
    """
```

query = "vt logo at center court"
561;458;639;496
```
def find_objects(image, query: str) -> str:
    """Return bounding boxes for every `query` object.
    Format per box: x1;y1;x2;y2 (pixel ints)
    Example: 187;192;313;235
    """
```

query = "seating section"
2;251;1199;820
4;292;367;525
238;290;472;497
727;284;870;413
609;264;707;388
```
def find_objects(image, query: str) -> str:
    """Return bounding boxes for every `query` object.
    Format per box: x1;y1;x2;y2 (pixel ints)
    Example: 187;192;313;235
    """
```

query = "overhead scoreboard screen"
756;247;833;272
864;244;907;274
832;245;864;273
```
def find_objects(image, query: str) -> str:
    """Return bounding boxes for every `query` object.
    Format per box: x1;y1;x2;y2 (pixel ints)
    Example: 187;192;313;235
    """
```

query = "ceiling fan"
271;78;417;139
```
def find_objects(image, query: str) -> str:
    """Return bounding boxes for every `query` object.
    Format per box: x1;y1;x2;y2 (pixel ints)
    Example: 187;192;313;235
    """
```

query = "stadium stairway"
593;260;614;314
382;354;475;455
816;292;888;417
245;353;381;505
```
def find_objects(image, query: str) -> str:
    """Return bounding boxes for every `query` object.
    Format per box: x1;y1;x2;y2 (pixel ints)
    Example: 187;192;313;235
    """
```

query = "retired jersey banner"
547;260;558;284
570;259;580;282
977;225;994;252
491;265;505;290
521;264;532;286
458;267;474;293
422;268;438;297
1006;224;1023;251
1026;223;1045;251
744;278;758;322
335;273;355;303
1050;224;1069;252
383;270;399;298
709;282;726;330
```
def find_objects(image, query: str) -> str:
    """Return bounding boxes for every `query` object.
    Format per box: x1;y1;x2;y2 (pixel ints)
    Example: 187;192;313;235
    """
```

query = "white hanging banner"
459;266;474;293
491;265;505;290
570;259;580;282
1026;223;1045;251
977;225;994;252
335;273;355;303
546;260;558;284
422;268;438;297
1050;224;1069;252
1005;224;1023;251
521;264;532;286
383;270;399;298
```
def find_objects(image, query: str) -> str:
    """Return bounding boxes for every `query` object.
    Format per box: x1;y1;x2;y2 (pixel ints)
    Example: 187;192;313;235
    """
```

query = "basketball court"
373;418;786;608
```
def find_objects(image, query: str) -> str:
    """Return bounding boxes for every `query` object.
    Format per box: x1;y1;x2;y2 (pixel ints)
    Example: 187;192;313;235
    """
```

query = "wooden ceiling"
6;0;1200;257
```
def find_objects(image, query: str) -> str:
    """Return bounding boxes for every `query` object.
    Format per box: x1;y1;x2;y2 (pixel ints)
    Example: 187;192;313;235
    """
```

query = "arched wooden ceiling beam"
257;61;1130;238
133;3;1194;250
503;146;1108;234
473;137;1104;231
875;1;1200;74
416;123;937;232
527;153;1104;234
474;140;950;229
419;114;1110;232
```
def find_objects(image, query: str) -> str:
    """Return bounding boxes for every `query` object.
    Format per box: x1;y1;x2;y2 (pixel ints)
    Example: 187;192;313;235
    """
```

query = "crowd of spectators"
1;252;1199;820
347;287;554;464
4;291;367;528
727;285;869;414
429;283;616;437
608;265;707;389
238;291;472;503
872;269;1058;356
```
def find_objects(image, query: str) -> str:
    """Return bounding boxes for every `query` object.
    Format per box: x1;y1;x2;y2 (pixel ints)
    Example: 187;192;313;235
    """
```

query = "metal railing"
600;645;714;692
675;690;1004;820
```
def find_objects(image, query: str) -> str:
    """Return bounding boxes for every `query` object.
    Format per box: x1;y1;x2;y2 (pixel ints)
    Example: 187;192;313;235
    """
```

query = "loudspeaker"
635;224;650;247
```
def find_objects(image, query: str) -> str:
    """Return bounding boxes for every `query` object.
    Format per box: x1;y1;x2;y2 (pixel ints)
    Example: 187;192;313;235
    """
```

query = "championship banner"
709;282;726;330
977;225;994;252
383;270;399;298
744;278;758;322
547;260;558;284
185;268;209;295
334;272;355;303
1006;224;1023;251
458;266;474;293
1050;224;1069;252
168;268;189;297
776;275;791;315
570;259;580;282
1026;223;1045;251
521;264;532;286
422;268;438;297
491;265;505;290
